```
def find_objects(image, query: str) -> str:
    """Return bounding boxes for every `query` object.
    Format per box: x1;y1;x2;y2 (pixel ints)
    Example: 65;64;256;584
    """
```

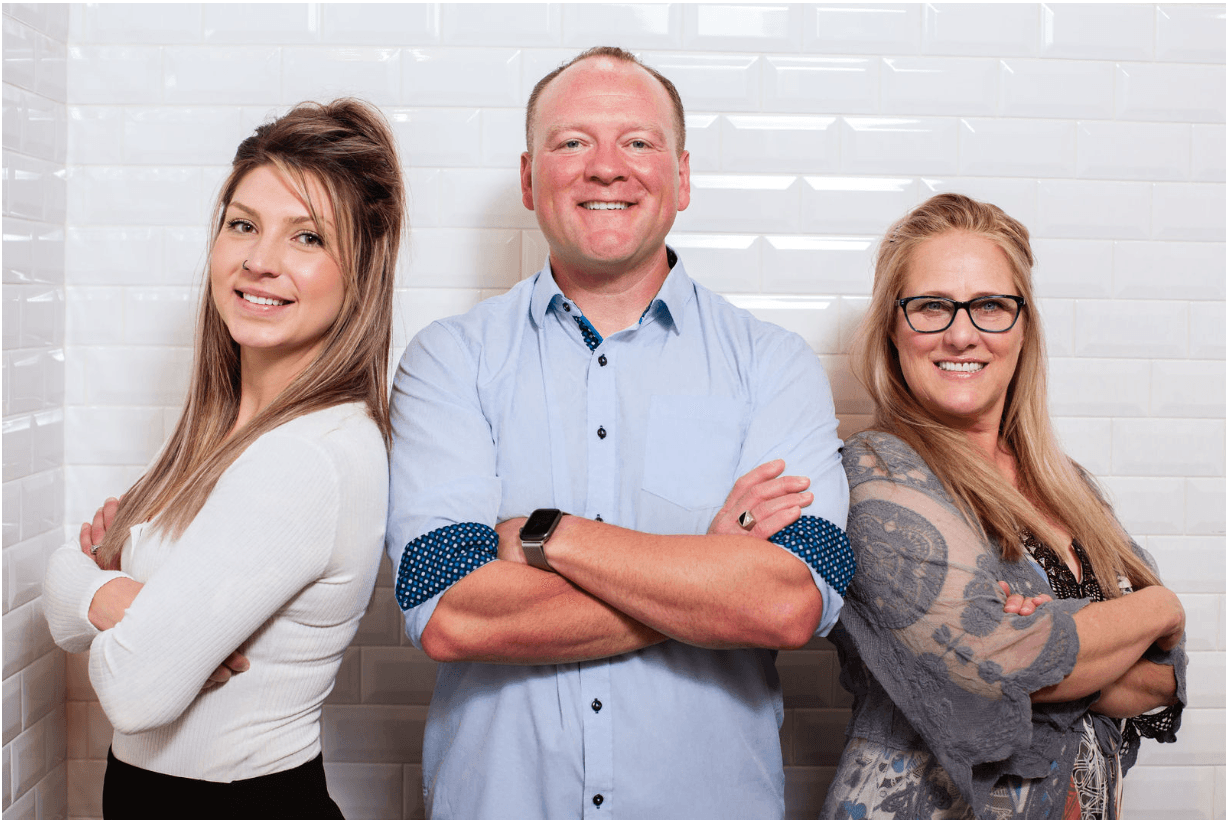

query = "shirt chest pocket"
641;395;748;511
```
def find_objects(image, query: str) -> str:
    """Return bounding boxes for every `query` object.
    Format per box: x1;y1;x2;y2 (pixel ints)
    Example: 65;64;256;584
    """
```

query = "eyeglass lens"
904;297;1021;332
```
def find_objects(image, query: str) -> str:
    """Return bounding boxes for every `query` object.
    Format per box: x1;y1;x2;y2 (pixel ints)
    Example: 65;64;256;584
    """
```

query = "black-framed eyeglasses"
897;295;1027;334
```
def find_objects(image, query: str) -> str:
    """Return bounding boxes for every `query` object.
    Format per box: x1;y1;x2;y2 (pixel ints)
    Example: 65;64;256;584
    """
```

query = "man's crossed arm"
420;460;823;664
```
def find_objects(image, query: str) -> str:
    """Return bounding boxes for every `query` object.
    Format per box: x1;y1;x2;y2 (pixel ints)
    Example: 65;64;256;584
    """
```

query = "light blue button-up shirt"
387;253;850;819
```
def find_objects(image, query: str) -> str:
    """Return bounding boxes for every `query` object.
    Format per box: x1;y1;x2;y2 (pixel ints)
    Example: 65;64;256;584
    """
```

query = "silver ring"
90;543;101;556
738;510;755;531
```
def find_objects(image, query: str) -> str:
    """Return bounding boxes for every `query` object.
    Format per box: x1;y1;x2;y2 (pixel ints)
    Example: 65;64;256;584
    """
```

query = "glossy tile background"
2;4;1224;819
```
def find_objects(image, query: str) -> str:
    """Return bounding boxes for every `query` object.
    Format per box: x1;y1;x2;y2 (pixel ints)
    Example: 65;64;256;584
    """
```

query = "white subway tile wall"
0;4;1220;819
2;5;69;819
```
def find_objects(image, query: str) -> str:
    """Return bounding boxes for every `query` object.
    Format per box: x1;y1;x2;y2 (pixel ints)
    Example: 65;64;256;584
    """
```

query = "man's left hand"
708;460;812;540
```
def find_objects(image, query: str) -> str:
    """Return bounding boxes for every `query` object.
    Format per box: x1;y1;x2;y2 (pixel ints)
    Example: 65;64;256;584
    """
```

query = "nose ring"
242;260;250;271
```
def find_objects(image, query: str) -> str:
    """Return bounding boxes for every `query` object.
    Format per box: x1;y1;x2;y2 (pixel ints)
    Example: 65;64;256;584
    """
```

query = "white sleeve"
87;431;342;734
43;544;129;654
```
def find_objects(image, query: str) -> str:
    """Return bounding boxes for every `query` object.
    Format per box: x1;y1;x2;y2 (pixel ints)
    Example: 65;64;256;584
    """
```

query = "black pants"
103;748;346;820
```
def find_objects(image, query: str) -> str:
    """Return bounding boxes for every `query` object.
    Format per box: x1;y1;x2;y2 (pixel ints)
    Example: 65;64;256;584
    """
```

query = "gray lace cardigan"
824;431;1186;819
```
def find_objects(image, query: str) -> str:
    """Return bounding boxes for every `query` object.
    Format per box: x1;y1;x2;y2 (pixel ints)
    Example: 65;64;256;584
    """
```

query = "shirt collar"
528;245;695;335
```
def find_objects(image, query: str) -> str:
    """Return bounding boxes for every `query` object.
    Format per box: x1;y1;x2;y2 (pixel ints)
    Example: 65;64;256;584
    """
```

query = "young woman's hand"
79;496;121;567
80;495;250;687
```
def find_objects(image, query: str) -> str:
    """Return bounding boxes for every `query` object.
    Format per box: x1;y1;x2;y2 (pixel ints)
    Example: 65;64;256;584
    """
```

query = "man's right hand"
708;460;812;540
496;517;529;565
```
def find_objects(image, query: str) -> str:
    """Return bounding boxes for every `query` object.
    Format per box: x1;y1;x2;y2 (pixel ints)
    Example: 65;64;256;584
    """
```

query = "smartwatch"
520;508;565;572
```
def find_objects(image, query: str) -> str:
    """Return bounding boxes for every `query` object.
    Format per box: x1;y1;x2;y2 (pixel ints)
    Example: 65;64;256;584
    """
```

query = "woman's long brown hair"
94;98;405;568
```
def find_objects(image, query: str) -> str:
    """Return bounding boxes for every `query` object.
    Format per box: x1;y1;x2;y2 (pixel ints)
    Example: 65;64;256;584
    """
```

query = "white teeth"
242;292;289;307
581;202;630;210
938;361;985;373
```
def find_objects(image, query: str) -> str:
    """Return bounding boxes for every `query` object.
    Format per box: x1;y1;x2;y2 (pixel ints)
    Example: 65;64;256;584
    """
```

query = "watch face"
521;508;562;540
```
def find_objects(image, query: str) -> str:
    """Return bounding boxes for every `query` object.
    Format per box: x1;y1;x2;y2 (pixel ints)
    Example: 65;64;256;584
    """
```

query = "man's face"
520;57;690;279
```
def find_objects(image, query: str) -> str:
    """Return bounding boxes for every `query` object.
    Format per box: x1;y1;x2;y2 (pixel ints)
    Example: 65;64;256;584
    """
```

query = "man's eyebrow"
542;123;669;142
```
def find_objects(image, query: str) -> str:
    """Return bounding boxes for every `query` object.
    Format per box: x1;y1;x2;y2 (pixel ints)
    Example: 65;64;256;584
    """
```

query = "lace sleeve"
840;432;1092;804
1119;539;1187;771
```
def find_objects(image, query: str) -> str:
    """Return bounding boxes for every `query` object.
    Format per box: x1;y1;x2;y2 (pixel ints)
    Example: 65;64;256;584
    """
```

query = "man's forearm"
421;560;666;664
544;517;824;650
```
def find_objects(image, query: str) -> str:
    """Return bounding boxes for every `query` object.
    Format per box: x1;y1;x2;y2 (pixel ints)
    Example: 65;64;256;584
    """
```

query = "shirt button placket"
581;332;615;819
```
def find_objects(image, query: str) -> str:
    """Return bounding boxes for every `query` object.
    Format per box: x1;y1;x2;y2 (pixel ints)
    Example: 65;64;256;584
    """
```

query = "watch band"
521;540;553;572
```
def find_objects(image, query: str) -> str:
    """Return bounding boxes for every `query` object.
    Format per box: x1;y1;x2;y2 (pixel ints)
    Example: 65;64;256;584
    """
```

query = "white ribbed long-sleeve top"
44;403;388;782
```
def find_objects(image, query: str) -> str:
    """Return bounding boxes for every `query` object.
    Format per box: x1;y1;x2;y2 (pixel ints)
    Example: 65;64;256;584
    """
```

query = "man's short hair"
524;46;687;156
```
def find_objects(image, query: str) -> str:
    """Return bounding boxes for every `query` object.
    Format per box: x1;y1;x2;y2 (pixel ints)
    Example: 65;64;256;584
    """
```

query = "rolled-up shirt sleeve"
739;330;852;637
387;320;501;647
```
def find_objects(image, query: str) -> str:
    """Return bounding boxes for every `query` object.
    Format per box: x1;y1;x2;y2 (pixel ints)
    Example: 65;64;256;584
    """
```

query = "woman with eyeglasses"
821;194;1185;820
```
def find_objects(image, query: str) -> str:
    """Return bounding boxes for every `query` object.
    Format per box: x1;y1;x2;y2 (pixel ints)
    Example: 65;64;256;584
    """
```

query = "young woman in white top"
44;98;405;819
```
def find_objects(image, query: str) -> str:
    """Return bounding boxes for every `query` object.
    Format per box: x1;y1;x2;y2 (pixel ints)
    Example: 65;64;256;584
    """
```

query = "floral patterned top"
821;432;1186;820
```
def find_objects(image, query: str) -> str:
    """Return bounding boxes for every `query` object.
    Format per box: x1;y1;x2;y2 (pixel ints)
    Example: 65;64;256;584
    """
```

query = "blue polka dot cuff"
769;515;856;596
395;522;498;610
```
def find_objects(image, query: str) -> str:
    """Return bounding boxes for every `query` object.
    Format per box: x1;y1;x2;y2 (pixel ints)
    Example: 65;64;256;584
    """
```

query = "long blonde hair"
95;99;405;568
851;193;1158;595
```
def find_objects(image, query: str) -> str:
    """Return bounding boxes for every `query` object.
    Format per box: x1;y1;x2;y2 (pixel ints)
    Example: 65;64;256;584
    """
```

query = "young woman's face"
890;231;1026;436
210;165;346;372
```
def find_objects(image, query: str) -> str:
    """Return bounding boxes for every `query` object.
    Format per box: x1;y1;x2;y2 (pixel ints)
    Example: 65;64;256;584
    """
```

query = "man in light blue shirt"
387;46;853;819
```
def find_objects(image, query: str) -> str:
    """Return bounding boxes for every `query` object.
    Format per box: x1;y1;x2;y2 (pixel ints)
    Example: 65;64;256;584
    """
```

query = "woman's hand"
708;459;812;540
204;651;251;687
998;581;1052;617
79;497;121;567
81;495;252;688
88;577;143;631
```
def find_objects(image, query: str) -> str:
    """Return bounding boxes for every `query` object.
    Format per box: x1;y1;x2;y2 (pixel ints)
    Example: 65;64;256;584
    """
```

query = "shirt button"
597;426;606;439
592;794;604;806
591;698;602;712
594;514;603;522
598;354;607;366
562;302;571;312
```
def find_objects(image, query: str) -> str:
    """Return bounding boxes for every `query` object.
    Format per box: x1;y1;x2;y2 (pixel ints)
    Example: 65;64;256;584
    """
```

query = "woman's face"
890;231;1026;436
210;165;346;373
